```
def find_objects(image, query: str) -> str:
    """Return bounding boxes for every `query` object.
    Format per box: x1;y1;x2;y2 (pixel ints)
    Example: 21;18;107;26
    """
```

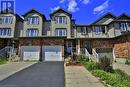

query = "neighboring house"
0;10;23;50
0;8;130;61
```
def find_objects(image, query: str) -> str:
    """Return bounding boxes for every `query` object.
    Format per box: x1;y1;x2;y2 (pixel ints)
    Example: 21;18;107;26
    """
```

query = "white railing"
85;48;91;61
0;46;15;59
78;48;80;55
113;48;116;61
92;49;99;62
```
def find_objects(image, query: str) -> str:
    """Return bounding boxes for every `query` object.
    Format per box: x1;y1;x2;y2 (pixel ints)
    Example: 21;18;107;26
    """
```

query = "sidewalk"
65;66;105;87
113;63;130;75
0;62;36;81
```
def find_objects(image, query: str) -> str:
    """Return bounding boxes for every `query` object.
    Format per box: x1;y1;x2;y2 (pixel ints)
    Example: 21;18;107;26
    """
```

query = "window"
0;28;11;36
94;27;101;35
27;17;39;25
27;29;38;37
120;23;130;31
55;28;67;36
80;27;88;34
55;16;67;24
0;16;12;24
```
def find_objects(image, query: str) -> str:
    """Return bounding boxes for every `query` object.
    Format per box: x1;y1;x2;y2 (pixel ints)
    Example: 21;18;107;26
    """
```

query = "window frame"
55;16;67;24
80;27;88;35
120;23;127;31
26;28;38;37
27;16;39;25
55;28;67;36
0;28;11;36
0;16;13;24
94;26;101;35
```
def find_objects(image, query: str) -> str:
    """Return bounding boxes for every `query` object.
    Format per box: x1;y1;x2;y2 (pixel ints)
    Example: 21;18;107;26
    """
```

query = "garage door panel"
43;46;62;61
21;46;40;61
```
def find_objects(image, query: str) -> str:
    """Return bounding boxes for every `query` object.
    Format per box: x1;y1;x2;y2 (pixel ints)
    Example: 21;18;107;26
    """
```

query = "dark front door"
84;41;92;54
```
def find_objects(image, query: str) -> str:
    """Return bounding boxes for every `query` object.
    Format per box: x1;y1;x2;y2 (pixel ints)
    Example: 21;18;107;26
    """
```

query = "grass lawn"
0;59;7;65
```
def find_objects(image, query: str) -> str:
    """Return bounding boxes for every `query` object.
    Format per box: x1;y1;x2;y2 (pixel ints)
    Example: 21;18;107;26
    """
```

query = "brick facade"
114;36;129;58
92;39;114;49
42;38;64;45
19;38;41;46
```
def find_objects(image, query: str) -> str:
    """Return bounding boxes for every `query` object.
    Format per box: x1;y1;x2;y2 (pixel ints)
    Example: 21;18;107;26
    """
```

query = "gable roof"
115;13;130;20
92;13;117;24
23;9;46;20
50;8;72;18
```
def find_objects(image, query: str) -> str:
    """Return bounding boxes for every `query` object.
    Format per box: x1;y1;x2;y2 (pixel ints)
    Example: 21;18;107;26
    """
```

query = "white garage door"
43;46;62;61
21;46;40;61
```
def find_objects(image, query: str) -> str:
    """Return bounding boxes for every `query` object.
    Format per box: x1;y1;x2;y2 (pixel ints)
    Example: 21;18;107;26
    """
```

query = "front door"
66;42;73;54
84;41;92;54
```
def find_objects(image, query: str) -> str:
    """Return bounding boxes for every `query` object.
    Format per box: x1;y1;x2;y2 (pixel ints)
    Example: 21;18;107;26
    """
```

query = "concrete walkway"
65;66;105;87
113;63;130;75
0;62;36;81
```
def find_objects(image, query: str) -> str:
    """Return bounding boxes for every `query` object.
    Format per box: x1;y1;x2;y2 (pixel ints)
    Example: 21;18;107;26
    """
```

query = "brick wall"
92;39;114;48
114;36;128;58
42;39;64;45
19;38;41;46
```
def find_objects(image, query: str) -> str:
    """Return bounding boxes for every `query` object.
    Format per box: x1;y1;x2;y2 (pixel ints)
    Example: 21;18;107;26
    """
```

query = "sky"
13;0;130;24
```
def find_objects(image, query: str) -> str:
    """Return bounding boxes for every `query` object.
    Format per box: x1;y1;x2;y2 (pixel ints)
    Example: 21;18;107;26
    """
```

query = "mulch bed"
66;62;83;66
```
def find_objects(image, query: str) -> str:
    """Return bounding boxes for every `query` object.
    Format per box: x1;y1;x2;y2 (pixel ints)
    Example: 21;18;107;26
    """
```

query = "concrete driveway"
0;62;64;87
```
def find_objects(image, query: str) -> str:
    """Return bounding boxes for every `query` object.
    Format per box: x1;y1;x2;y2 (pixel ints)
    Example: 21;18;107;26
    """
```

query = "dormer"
50;8;72;24
23;9;46;25
115;14;130;21
49;8;72;38
21;9;46;37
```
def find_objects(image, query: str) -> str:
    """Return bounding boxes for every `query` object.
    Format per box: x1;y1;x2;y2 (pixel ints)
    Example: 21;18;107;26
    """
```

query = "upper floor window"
94;27;102;35
80;27;88;34
27;16;39;25
26;29;38;37
55;16;67;24
0;28;11;36
120;23;130;31
55;28;67;36
0;16;12;24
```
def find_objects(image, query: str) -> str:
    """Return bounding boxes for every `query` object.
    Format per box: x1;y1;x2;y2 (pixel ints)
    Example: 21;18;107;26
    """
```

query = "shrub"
77;54;89;62
70;61;77;65
125;59;130;65
92;69;130;87
98;56;114;73
85;62;99;71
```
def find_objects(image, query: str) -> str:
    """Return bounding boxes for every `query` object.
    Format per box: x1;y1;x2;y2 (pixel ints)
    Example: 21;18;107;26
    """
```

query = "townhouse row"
0;8;130;61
